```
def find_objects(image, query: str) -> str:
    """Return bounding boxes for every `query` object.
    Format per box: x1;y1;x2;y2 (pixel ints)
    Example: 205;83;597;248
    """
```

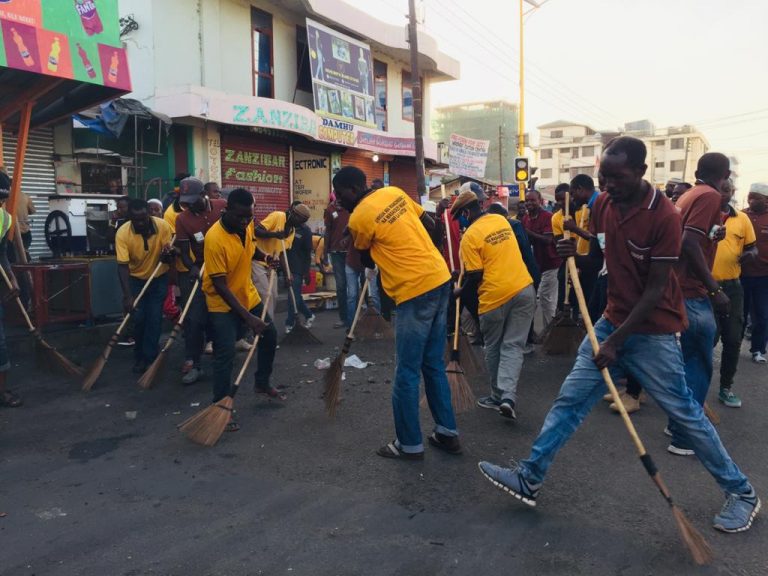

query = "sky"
352;0;768;204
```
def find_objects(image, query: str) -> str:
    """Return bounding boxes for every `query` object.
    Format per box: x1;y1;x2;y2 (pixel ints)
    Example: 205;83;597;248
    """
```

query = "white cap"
148;198;162;207
749;183;768;197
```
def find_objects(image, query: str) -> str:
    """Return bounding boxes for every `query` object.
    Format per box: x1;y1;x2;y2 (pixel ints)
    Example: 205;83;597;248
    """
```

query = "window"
559;148;570;155
582;146;594;156
670;160;685;172
540;149;552;160
402;70;414;122
571;147;580;158
295;26;312;94
541;168;552;179
560;167;569;174
671;138;685;150
252;8;274;98
374;60;387;131
655;161;664;168
550;130;563;138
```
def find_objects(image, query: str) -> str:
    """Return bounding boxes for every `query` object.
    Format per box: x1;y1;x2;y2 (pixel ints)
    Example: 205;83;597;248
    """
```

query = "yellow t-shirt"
115;216;172;280
551;209;564;236
573;204;591;255
349;186;450;305
460;213;533;315
164;203;188;272
202;221;261;313
713;210;757;281
255;211;295;259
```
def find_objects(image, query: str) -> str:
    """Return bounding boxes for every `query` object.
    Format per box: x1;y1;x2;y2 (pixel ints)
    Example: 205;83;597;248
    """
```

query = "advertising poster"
306;18;376;129
292;151;330;232
448;133;491;179
0;0;131;91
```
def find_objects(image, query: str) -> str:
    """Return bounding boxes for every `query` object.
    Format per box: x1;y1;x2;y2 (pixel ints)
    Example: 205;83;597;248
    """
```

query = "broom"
178;271;276;446
355;271;393;341
323;277;369;417
280;239;322;345
0;265;82;377
542;192;584;356
443;269;475;413
138;264;205;389
82;236;175;391
567;255;712;565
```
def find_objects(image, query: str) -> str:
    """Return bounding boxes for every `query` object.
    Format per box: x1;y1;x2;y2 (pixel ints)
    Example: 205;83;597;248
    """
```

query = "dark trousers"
329;252;348;324
714;280;744;390
286;273;313;326
742;275;768;355
178;271;208;367
209;303;277;403
377;273;394;321
129;274;168;364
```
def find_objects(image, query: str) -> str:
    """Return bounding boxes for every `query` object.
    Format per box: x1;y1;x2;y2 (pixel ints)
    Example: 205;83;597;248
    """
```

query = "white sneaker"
305;314;316;328
752;352;767;364
204;341;213;354
285;324;294;334
667;444;695;457
235;338;252;351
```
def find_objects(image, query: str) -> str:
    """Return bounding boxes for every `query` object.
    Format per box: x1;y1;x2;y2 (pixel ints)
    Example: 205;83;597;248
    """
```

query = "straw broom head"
323;343;348;417
137;325;181;389
178;396;234;446
446;359;474;414
32;331;83;377
81;338;115;392
281;322;323;345
356;308;393;341
672;505;713;565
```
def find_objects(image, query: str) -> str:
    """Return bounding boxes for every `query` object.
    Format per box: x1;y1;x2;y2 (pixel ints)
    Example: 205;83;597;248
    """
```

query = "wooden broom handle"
566;256;646;457
452;266;464;352
348;277;370;339
441;184;457;274
233;268;276;387
563;192;571;306
175;264;205;326
280;238;300;314
0;263;35;332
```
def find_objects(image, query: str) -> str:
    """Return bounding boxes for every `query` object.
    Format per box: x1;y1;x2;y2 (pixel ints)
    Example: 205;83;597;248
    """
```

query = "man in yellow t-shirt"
712;179;757;408
252;203;311;321
115;199;174;373
203;188;279;412
0;176;23;408
334;166;459;460
452;191;535;420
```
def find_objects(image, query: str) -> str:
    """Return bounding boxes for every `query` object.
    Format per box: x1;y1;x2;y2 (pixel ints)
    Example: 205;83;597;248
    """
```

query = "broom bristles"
179;396;233;446
446;360;475;414
81;354;108;392
456;333;486;380
281;323;323;345
671;505;714;565
137;351;167;389
323;353;345;417
356;309;394;341
34;335;83;377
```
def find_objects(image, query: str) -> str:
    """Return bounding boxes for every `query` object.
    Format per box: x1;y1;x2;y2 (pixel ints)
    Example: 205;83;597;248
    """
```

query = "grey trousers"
479;284;536;403
250;262;277;320
536;268;559;332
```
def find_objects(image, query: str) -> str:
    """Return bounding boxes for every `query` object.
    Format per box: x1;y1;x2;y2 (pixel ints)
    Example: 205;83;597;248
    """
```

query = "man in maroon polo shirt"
174;178;227;384
323;198;350;329
478;136;760;534
522;189;561;334
667;153;731;457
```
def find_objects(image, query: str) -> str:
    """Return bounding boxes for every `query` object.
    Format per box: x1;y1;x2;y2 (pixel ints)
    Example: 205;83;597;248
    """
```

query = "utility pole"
408;0;427;201
498;125;504;184
517;0;525;157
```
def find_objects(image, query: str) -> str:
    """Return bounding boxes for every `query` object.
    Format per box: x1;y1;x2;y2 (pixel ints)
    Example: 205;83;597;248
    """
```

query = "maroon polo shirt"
175;199;227;263
324;203;351;252
674;184;722;298
589;183;687;334
521;209;561;272
742;208;768;277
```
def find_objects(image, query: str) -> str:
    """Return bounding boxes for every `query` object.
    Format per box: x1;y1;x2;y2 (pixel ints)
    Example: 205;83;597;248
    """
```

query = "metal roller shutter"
388;158;419;201
2;128;56;260
341;149;384;184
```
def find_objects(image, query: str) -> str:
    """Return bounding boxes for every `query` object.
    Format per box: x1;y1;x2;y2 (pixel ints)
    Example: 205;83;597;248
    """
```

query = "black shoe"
428;432;462;455
499;399;517;420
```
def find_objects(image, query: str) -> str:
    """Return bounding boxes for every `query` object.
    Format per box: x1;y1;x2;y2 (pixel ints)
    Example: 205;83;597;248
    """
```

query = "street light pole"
408;0;427;202
518;0;525;157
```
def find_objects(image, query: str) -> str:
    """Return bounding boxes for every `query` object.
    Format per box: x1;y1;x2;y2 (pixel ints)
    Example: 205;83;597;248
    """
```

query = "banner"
0;0;130;90
448;133;490;179
292;151;330;233
306;18;376;129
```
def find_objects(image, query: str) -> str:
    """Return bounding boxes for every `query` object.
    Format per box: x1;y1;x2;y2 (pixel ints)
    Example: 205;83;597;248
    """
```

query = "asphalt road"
1;309;767;576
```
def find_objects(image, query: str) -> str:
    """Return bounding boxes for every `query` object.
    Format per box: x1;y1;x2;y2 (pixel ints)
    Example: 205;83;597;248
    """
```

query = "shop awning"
74;98;172;138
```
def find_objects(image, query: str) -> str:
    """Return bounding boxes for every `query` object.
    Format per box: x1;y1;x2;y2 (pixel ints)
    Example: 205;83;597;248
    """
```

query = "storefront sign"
357;131;415;155
448;133;490;179
306;18;376;129
229;102;317;139
0;0;130;90
293;151;330;233
317;117;357;147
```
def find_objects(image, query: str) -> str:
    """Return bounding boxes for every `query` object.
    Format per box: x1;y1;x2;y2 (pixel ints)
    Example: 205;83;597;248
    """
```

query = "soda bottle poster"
0;0;130;91
306;18;376;129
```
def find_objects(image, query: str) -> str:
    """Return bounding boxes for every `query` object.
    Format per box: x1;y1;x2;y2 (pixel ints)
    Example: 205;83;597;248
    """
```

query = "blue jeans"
286;273;313;327
345;265;382;324
393;282;457;453
129;274;168;364
0;303;8;372
329;252;348;324
209;303;277;403
668;298;717;450
519;318;751;495
742;275;768;354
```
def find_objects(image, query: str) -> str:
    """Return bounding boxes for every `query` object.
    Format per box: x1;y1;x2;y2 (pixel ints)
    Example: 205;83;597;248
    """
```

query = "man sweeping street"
115;199;174;373
333;166;460;460
741;183;768;365
174;177;227;385
478;136;760;534
203;188;278;424
452;191;535;419
0;174;22;408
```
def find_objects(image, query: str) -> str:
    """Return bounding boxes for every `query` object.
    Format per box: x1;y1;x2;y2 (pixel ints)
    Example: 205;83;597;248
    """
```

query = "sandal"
255;386;287;400
427;432;462;455
225;421;240;432
0;391;23;408
376;441;424;460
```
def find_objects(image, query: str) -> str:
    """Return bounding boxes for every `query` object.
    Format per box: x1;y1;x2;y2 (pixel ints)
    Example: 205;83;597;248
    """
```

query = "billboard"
448;133;490;179
306;18;375;129
292;151;330;233
0;0;130;91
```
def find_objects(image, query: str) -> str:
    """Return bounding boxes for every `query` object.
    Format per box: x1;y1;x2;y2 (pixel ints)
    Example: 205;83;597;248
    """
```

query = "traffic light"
515;157;530;182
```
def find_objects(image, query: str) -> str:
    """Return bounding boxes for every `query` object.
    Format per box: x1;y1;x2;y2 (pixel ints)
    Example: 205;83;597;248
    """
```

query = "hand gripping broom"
178;270;276;446
280;239;322;345
82;236;175;391
138;264;205;389
0;265;82;377
323;277;369;417
566;255;712;566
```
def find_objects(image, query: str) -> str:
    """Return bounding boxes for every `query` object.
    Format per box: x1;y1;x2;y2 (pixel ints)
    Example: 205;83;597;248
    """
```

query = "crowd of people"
0;134;765;535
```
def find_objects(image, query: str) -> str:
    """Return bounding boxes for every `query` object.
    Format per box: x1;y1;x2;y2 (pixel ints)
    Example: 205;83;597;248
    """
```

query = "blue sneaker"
478;461;540;507
477;396;501;410
713;490;761;533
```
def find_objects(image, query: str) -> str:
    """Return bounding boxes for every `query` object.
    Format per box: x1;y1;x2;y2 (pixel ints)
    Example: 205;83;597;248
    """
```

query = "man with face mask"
333;166;459;460
478;137;760;534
